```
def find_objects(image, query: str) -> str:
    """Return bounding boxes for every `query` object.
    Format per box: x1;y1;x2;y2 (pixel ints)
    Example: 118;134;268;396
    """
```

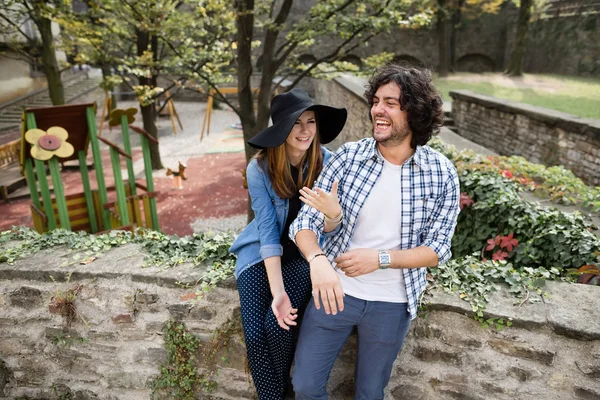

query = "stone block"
441;373;469;385
44;326;80;341
133;347;166;365
390;383;429;400
574;385;600;400
117;330;149;341
411;322;444;339
167;303;191;319
576;361;600;379
112;313;135;324
508;366;541;382
412;345;462;366
73;389;100;399
434;383;485;400
189;306;216;321
9;287;42;309
106;372;148;390
135;292;159;305
87;330;119;341
479;381;511;394
0;358;12;396
487;339;555;366
145;321;165;334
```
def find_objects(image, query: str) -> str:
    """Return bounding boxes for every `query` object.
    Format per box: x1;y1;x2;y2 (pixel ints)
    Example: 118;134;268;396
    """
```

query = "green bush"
429;138;600;272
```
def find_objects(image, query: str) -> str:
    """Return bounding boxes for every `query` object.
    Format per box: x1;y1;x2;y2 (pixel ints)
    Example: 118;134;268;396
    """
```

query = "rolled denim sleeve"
290;145;347;243
420;164;460;265
246;160;283;259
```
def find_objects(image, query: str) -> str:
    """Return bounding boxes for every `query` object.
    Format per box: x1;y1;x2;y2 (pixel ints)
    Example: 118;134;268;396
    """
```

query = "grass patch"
435;73;600;119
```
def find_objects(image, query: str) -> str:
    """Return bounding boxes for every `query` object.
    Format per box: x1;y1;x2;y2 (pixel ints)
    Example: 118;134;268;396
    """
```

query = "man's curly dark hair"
364;63;444;149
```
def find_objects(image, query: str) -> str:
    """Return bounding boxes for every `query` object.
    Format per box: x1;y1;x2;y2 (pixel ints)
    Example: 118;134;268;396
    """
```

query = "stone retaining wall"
312;77;371;151
450;90;600;186
1;242;599;400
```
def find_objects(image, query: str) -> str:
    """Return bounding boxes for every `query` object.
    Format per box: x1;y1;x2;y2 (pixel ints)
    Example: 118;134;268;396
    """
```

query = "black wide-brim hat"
247;88;347;149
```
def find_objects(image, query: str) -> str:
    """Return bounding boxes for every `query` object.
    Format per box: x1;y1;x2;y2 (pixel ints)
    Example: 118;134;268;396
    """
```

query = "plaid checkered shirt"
290;138;460;320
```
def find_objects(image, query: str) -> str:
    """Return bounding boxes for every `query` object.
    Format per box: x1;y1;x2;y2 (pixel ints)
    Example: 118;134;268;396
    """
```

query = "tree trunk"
235;0;259;164
506;0;533;76
139;103;162;169
35;16;65;105
437;6;451;78
449;1;463;72
101;65;117;112
136;28;162;169
235;0;258;221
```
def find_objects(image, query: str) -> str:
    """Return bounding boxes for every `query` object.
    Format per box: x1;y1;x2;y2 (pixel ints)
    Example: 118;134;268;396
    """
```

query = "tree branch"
274;0;356;57
0;12;35;42
287;32;373;89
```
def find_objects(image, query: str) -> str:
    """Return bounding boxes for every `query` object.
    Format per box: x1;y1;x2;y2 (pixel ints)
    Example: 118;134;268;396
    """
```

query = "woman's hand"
300;181;341;219
271;291;298;331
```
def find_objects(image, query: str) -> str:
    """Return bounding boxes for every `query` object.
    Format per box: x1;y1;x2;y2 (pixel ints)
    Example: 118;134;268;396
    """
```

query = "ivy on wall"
1;139;599;323
0;228;237;292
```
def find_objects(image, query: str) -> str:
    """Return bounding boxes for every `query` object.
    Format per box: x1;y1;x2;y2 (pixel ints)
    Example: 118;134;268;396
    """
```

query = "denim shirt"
230;146;334;279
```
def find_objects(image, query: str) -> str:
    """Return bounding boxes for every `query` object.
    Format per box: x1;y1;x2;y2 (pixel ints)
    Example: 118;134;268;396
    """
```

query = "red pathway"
0;150;247;237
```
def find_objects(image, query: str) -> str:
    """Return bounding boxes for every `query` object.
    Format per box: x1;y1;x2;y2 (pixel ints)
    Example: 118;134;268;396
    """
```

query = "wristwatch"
378;250;391;269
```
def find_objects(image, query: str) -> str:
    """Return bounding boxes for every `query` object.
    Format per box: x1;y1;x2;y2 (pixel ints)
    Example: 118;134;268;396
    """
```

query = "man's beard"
373;123;410;147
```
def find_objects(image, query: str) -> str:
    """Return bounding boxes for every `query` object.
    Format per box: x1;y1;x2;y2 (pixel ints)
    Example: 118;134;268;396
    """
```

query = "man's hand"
335;248;379;278
271;291;298;331
310;256;344;315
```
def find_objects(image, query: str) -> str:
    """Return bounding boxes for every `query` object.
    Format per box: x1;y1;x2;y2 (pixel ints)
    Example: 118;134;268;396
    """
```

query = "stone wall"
311;77;371;151
264;1;599;77
1;242;599;400
524;13;600;77
450;90;600;187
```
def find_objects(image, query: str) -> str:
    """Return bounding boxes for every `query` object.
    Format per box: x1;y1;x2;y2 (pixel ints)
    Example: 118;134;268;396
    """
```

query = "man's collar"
359;138;429;170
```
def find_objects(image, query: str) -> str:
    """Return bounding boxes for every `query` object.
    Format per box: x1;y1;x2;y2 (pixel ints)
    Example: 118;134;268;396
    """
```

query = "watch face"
379;251;391;268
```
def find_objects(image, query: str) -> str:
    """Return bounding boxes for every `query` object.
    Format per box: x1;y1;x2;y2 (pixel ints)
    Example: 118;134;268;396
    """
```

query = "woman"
229;88;347;399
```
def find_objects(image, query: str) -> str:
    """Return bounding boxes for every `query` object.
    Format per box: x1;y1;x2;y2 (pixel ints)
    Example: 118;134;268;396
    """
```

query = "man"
289;63;460;400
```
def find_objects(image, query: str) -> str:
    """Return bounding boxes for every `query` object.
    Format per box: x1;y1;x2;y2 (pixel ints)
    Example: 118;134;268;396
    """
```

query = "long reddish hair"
256;131;323;199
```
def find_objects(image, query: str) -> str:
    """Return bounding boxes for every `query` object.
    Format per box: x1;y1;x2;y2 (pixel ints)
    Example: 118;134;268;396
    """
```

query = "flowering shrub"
430;138;600;273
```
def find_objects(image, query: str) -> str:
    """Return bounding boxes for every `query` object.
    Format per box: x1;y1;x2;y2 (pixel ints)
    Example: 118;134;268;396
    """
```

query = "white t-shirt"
335;151;408;303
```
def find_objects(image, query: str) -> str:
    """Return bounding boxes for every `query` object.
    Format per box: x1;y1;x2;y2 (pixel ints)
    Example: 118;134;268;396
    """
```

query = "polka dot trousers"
237;258;312;400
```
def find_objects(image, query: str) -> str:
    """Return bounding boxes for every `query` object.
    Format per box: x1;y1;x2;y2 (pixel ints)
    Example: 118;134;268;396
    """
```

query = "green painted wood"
24;158;41;209
78;150;98;233
140;135;159;230
33;158;56;230
48;157;71;230
120;115;137;196
109;148;130;226
86;107;111;229
27;113;56;230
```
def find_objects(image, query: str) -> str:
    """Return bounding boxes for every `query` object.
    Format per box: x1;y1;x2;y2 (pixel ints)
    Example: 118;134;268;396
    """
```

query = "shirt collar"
359;138;429;170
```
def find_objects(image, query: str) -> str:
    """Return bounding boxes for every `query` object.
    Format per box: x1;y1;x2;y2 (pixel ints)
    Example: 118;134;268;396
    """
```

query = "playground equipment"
99;90;183;135
20;103;160;234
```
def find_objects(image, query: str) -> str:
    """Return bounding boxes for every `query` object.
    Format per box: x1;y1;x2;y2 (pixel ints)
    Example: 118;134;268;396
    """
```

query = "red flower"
500;233;518;252
501;170;513;179
492;250;509;261
460;192;474;210
486;235;501;251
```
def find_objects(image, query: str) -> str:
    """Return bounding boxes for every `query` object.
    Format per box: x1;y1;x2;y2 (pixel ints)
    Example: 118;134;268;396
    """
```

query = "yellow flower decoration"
109;108;137;127
25;126;75;161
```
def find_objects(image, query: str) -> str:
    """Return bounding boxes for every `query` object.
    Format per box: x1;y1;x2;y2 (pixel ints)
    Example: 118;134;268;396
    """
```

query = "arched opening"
456;54;496;73
341;55;363;69
298;54;317;66
392;54;425;68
